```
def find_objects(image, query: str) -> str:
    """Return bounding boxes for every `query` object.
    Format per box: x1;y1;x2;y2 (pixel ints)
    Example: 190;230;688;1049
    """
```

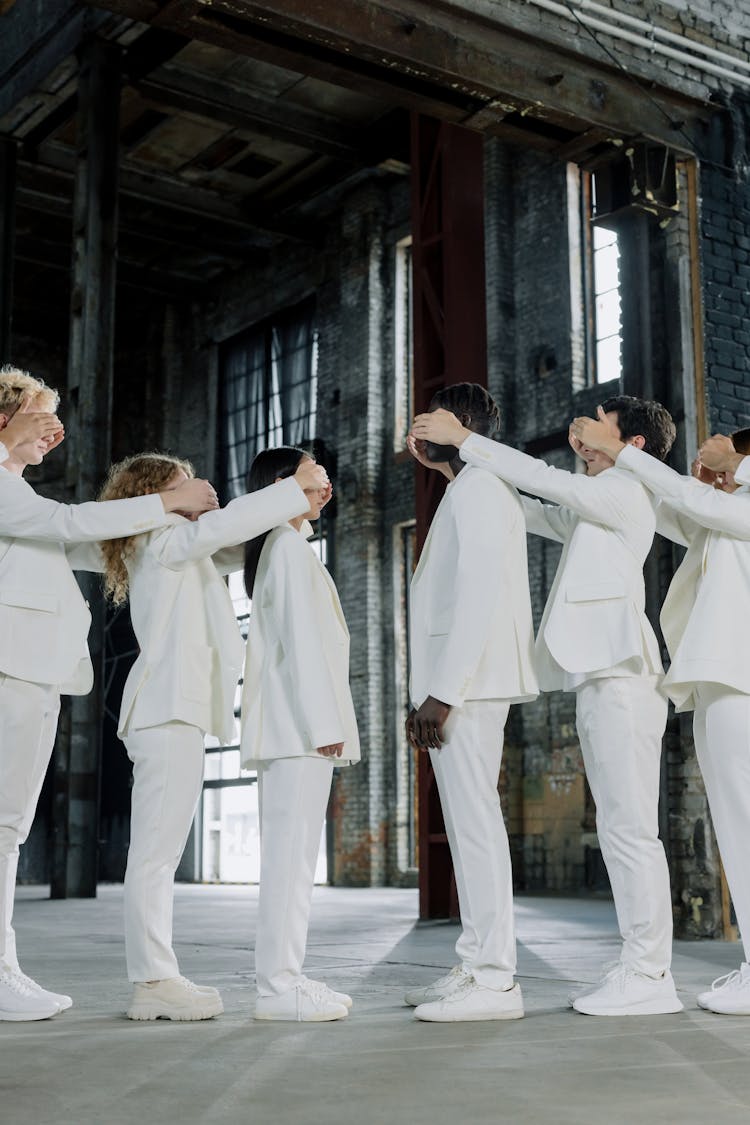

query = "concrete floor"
2;886;750;1125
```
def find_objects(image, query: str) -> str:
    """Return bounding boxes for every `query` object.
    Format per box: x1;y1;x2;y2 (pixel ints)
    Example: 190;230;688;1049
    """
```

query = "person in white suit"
570;414;750;1015
404;383;538;1024
240;446;360;1023
96;449;329;1021
0;365;218;1023
412;394;683;1017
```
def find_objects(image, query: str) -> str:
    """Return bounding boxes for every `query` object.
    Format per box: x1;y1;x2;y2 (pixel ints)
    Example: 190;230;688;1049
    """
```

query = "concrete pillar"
52;37;121;899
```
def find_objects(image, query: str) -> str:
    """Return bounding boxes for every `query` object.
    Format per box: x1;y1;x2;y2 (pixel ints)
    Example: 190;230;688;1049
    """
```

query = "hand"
691;457;721;486
317;742;343;758
569;407;623;458
161;477;219;513
409;696;452;751
698;434;742;474
295;460;329;492
405;434;452;480
2;408;64;452
410;408;469;448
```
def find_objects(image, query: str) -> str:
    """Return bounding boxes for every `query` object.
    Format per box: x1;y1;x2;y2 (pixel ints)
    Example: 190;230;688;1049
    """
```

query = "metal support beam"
52;38;122;900
411;114;488;920
0;141;17;364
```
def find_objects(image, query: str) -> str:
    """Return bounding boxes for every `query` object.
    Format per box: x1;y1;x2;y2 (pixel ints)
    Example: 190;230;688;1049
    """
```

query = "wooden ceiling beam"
81;0;712;151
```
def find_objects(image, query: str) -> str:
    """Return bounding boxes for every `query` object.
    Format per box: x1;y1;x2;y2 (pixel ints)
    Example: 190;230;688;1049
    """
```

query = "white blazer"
616;443;750;710
240;524;360;767
0;468;167;693
409;462;538;709
459;433;663;690
114;477;309;743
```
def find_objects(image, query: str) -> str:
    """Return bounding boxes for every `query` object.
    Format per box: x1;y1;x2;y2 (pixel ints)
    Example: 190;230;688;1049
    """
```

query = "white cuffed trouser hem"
575;676;672;979
0;675;60;971
429;701;516;991
254;756;334;998
694;687;750;963
123;722;206;983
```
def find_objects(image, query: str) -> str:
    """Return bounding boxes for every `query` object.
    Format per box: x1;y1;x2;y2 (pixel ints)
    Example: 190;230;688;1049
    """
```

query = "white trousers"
693;687;750;961
429;701;515;990
0;675;60;970
254;755;333;997
123;722;206;982
575;676;672;977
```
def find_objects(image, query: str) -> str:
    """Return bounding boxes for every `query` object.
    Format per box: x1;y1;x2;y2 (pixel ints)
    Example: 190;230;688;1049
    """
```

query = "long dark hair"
243;446;310;597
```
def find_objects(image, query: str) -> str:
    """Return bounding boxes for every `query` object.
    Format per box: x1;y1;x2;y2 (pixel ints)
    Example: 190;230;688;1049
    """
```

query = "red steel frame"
410;113;488;920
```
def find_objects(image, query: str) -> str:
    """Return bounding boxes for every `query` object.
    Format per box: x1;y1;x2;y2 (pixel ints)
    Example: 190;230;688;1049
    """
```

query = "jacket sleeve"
269;534;347;750
654;499;698;548
211;545;245;576
734;458;750;487
0;476;166;542
521;495;573;544
617;444;750;541
65;541;106;572
0;443;7;465
428;474;517;708
460;432;635;530
152;477;308;569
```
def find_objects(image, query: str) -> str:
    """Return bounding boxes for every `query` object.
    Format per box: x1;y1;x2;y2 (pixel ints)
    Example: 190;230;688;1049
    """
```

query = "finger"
18;396;33;415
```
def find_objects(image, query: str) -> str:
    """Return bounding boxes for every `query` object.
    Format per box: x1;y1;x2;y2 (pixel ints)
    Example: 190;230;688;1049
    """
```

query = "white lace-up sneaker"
254;978;349;1022
126;976;224;1021
697;963;750;1014
567;961;621;1007
404;965;473;1007
414;977;524;1023
572;965;683;1016
175;976;221;1001
303;977;353;1009
13;967;72;1012
0;963;60;1021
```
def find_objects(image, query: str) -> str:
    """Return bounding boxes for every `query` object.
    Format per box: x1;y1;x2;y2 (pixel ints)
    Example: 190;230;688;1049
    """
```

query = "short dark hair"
430;382;501;438
732;428;750;457
600;395;676;462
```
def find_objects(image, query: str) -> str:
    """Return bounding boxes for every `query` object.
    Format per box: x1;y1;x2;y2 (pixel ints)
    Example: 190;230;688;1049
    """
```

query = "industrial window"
219;297;318;499
582;172;623;385
199;298;327;884
394;235;414;451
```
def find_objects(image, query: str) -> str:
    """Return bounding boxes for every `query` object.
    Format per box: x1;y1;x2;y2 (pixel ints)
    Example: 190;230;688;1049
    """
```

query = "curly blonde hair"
98;452;194;605
0;364;59;416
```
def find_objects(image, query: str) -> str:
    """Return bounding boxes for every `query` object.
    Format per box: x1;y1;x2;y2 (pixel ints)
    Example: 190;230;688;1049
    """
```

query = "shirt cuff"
0;441;8;465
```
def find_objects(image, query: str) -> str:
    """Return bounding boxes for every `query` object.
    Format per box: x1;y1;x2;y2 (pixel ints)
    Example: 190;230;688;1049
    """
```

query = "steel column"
52;37;122;899
410;113;488;920
0;139;17;364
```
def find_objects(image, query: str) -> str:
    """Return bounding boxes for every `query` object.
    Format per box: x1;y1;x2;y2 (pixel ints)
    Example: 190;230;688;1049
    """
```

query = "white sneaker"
13;967;72;1012
303;977;352;1009
404;965;473;1007
414;978;524;1023
697;963;750;1014
567;961;621;1006
175;975;221;1002
254;979;348;1022
572;965;683;1016
127;977;224;1021
0;964;60;1022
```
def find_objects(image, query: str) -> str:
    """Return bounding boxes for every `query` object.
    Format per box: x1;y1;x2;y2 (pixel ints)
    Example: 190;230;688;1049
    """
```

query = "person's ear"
458;411;472;428
626;435;646;450
0;414;8;432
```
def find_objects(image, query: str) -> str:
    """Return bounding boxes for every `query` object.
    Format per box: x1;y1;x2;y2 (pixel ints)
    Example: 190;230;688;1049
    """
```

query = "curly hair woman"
98;450;328;1021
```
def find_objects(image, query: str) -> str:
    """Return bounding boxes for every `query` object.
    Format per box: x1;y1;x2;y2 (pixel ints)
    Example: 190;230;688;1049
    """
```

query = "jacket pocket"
565;581;626;604
0;589;58;613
